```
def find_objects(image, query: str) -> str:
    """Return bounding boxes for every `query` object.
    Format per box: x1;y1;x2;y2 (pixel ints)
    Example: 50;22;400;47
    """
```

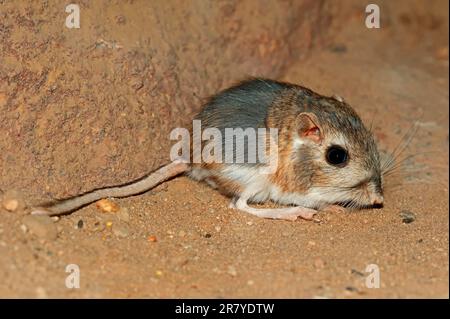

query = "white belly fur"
199;165;328;209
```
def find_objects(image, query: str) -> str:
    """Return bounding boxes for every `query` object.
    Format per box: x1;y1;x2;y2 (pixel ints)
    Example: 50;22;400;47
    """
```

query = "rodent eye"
325;145;349;167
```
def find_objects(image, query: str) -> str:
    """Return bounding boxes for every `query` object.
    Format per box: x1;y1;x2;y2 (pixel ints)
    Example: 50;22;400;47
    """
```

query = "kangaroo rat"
31;78;384;220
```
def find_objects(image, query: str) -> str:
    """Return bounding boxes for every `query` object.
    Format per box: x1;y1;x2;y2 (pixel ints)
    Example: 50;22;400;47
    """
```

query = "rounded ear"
297;112;322;144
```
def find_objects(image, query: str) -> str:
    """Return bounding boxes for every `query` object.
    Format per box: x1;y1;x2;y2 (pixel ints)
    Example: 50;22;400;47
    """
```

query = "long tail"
31;161;189;216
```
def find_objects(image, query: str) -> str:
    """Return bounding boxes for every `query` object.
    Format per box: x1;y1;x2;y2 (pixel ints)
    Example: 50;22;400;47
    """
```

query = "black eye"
326;145;349;167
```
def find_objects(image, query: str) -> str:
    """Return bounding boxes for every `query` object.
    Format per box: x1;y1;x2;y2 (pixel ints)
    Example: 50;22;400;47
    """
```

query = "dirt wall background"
0;0;341;201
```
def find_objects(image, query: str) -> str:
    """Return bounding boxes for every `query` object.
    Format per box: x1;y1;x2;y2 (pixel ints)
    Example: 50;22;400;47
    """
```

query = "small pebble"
147;235;157;242
3;198;19;211
77;219;84;229
155;270;163;277
400;210;416;224
227;265;237;277
96;199;119;213
22;215;58;240
204;233;212;238
1;190;26;213
20;224;28;233
178;230;186;237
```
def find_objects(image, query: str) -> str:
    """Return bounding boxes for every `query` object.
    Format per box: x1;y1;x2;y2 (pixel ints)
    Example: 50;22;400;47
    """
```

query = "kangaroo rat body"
32;78;383;220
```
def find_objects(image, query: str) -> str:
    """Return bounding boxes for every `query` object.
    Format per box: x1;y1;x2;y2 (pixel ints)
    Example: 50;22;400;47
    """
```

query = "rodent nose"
372;195;384;206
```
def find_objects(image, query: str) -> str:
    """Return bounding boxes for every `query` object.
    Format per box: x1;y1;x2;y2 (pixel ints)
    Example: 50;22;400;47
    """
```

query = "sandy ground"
0;2;448;298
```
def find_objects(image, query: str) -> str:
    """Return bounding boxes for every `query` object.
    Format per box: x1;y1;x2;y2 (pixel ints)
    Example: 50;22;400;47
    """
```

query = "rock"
22;215;58;240
400;210;416;224
76;219;84;229
20;224;27;233
1;190;26;213
3;198;19;211
96;199;119;213
227;265;237;277
112;223;130;238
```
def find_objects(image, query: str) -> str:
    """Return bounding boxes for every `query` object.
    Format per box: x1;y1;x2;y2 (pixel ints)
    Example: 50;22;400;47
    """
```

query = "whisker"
368;107;379;134
381;122;420;172
382;121;421;170
382;150;440;177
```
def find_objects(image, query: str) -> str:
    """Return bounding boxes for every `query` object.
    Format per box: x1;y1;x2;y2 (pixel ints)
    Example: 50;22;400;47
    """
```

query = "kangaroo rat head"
273;88;384;209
